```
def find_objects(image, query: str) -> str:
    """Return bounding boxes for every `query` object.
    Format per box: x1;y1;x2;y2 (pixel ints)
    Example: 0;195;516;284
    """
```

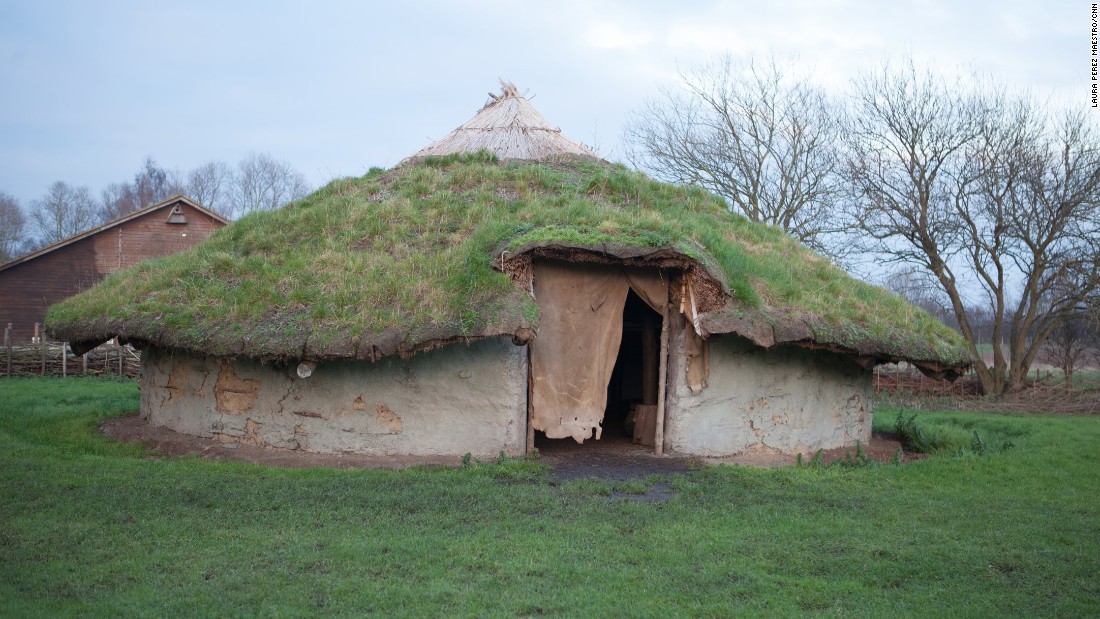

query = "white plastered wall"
664;329;873;457
139;338;529;458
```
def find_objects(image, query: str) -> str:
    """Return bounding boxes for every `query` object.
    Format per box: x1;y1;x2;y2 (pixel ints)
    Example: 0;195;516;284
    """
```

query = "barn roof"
0;195;228;273
45;84;971;375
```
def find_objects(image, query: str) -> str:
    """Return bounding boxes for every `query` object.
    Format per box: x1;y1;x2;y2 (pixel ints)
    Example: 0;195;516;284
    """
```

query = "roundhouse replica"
47;83;969;460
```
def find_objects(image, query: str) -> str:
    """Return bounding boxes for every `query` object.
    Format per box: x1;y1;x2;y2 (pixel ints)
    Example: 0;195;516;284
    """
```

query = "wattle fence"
2;323;140;378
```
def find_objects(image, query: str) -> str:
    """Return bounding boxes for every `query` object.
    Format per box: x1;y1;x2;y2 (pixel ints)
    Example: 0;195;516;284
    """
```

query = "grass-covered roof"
46;151;969;369
47;83;969;371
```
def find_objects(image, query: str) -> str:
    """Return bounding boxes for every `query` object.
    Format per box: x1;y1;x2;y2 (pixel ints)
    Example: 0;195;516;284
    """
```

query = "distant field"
1046;368;1100;390
1;377;1097;617
969;343;1099;387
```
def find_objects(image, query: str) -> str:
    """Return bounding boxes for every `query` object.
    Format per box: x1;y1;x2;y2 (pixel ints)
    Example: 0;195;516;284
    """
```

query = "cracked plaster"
665;328;873;457
140;338;528;458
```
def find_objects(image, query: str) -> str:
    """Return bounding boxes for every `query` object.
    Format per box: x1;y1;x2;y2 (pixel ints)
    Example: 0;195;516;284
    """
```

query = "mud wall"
140;338;529;458
664;327;872;457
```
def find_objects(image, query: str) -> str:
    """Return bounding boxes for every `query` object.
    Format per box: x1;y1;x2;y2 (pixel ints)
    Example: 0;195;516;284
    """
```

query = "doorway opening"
534;288;664;453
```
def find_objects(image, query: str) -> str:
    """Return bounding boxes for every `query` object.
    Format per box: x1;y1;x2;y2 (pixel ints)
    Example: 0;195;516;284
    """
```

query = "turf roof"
45;151;970;370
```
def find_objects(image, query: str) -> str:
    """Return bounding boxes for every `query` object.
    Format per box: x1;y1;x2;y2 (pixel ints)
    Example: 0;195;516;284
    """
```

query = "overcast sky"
0;0;1090;209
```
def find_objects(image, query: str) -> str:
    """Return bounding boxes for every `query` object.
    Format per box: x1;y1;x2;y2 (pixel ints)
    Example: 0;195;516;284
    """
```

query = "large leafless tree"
132;157;181;209
30;181;99;246
0;191;27;262
100;157;184;221
845;61;1100;395
883;266;952;323
185;160;234;216
624;55;843;255
230;153;310;219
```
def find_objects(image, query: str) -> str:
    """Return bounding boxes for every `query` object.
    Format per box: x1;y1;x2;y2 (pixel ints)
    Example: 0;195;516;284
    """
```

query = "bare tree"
884;266;952;324
185;160;234;215
100;157;184;221
1040;315;1098;388
30;181;99;245
230;153;310;218
98;155;305;222
845;60;1100;394
0;191;27;262
624;54;843;254
133;157;183;208
99;182;138;222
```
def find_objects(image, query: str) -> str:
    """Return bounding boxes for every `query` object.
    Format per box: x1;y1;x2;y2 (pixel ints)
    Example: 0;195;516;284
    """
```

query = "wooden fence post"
82;350;87;375
4;323;10;377
37;323;45;376
62;342;67;378
116;337;122;376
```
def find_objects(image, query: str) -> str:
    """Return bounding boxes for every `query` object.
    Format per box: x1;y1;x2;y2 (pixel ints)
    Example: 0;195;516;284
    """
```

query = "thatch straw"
406;80;600;162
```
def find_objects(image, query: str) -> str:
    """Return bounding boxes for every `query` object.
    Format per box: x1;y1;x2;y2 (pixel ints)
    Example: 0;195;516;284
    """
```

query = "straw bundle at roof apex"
406;80;600;162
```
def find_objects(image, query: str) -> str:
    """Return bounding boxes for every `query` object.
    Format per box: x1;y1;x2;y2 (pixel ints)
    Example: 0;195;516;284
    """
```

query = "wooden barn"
0;196;226;343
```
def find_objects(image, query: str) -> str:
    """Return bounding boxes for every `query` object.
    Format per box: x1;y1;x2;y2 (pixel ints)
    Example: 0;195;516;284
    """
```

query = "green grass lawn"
2;377;1097;617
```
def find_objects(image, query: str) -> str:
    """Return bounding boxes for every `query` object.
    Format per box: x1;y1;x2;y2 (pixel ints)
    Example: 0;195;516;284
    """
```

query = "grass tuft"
892;410;1018;456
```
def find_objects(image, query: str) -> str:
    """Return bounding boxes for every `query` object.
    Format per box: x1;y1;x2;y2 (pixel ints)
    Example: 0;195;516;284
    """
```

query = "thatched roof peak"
406;80;601;162
482;80;522;108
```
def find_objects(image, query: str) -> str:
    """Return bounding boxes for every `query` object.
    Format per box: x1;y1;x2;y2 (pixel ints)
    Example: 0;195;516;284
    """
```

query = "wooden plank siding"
0;197;226;344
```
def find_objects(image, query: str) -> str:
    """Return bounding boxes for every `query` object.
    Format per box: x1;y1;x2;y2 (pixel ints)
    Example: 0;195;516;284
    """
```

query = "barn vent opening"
534;288;663;453
165;204;188;224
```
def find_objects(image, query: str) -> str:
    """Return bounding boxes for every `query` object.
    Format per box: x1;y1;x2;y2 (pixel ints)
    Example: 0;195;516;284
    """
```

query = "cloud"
584;23;655;50
665;24;747;55
0;0;1084;209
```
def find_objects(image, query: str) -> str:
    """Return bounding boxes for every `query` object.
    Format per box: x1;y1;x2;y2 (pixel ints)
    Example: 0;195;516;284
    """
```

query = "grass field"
2;377;1097;617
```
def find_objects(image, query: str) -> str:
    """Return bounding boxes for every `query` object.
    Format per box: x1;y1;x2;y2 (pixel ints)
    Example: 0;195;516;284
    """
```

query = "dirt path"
102;413;917;479
535;436;696;481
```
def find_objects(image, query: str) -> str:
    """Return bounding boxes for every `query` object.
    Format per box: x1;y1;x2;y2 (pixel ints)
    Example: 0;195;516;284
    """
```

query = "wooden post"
82;350;87;375
4;323;10;377
526;348;535;455
62;342;67;377
654;304;670;456
37;323;45;376
116;338;123;376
